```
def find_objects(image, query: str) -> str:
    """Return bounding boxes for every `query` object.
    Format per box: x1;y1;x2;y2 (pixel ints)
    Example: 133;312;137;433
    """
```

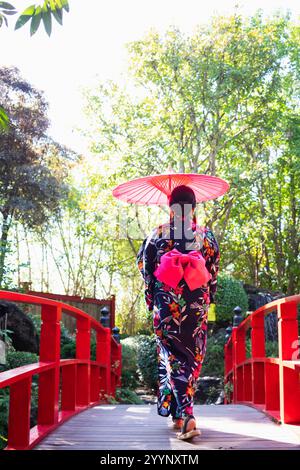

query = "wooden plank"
34;404;300;451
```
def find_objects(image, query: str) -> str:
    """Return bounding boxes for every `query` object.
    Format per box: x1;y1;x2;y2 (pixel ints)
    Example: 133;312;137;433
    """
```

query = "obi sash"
153;248;212;291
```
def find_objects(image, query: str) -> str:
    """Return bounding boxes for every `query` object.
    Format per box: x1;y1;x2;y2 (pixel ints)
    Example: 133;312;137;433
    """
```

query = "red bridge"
224;294;300;424
0;291;300;450
0;290;121;450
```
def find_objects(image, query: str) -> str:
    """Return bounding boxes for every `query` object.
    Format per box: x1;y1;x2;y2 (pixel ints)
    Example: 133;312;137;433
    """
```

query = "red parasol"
112;173;230;205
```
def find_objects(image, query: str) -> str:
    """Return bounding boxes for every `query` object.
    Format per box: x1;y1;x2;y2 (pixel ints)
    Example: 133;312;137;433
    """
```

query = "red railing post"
278;301;300;423
116;343;122;388
224;341;232;378
236;327;246;402
76;317;91;406
90;363;101;403
232;325;246;403
231;328;237;403
251;312;265;404
110;338;121;396
8;376;32;449
96;327;111;399
61;364;77;411
38;304;61;425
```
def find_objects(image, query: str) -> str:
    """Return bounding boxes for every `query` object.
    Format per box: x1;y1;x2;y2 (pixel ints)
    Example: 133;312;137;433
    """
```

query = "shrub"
115;387;143;404
60;325;98;360
201;329;227;378
1;350;38;371
215;274;249;326
120;337;139;390
60;340;76;358
0;389;9;450
136;334;158;391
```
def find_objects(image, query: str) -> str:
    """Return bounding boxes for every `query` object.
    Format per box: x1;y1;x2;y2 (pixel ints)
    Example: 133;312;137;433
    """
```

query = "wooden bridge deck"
34;404;300;450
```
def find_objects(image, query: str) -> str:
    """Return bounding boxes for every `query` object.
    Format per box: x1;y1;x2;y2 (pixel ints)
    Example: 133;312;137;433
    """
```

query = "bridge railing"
0;290;122;450
224;295;300;424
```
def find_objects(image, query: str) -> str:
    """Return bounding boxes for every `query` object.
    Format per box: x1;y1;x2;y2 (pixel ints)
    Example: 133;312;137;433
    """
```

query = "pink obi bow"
153;248;212;291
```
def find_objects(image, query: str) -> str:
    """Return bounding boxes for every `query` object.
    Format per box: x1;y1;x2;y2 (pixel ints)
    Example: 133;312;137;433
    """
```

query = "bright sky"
1;0;299;154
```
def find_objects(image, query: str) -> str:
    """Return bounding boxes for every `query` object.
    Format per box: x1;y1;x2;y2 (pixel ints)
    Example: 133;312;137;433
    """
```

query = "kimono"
136;216;220;419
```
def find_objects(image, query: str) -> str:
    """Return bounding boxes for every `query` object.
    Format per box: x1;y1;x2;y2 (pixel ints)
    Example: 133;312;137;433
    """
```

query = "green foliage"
0;2;16;28
0;350;38;371
60;339;76;358
26;311;41;336
0;350;39;449
265;340;278;357
0;105;9;129
215;274;249;326
135;334;158;391
0;388;9;449
59;322;97;360
60;322;76;358
0;1;70;36
0;0;70;35
224;381;234;403
0;66;71;287
246;337;279;358
201;329;227;377
120;337;139;390
115;387;143;404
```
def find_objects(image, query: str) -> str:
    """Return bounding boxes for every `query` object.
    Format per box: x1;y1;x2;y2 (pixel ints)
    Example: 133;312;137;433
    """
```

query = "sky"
1;0;300;155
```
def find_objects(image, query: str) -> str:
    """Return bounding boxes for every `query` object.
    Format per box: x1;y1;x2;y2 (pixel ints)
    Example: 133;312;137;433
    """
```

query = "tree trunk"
0;211;12;287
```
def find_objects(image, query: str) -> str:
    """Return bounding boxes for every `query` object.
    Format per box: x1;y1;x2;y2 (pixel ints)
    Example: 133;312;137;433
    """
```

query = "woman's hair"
168;185;196;210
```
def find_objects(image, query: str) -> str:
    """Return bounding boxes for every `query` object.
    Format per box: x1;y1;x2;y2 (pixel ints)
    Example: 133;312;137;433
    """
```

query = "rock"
0;300;39;353
195;375;224;405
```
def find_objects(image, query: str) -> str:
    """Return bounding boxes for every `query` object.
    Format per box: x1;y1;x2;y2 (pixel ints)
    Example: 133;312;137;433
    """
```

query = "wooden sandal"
176;415;201;440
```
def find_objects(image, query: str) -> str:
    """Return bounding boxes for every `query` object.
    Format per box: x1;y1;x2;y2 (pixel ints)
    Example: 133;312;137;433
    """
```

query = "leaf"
15;4;35;30
52;7;62;25
60;0;69;12
49;0;57;10
0;2;15;10
30;6;41;36
0;9;16;16
0;105;9;130
42;8;52;36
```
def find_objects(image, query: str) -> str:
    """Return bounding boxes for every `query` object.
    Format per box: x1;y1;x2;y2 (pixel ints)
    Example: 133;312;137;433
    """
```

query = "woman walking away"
136;185;220;440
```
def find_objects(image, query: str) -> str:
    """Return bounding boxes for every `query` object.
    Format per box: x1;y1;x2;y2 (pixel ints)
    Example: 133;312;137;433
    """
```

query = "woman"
136;185;220;440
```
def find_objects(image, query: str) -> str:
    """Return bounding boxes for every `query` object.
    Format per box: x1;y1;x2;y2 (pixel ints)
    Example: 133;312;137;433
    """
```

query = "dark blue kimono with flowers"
136;218;220;419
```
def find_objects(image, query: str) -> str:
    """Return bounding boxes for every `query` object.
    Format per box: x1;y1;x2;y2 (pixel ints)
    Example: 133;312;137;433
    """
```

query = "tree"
79;11;300;332
0;1;70;130
0;66;70;286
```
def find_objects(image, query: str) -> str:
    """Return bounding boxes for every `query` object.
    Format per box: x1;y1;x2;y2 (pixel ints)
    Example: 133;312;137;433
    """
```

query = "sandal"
176;414;201;440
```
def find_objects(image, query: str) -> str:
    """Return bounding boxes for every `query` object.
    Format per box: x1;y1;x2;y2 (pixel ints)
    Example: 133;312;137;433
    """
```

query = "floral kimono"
136;216;220;419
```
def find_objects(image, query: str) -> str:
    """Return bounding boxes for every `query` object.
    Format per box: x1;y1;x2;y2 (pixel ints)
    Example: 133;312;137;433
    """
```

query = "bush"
0;350;39;449
201;329;227;377
1;350;38;371
120;337;139;390
60;340;76;358
136;334;158;391
115;387;143;404
0;389;9;449
215;274;249;326
60;338;98;360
